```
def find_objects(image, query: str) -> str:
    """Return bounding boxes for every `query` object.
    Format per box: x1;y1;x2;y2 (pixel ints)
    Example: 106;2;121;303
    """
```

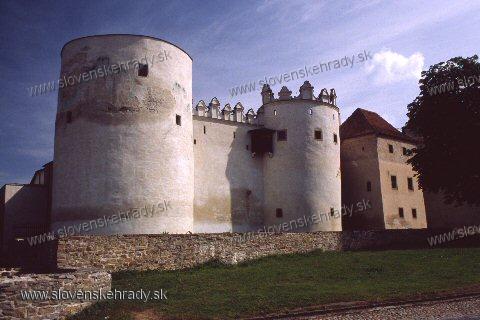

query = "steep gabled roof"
340;108;417;143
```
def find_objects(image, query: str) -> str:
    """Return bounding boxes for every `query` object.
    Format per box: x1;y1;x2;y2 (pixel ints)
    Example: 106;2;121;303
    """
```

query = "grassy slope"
70;248;480;319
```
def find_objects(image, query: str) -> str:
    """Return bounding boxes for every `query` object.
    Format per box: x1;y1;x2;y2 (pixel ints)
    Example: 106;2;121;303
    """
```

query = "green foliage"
70;248;480;319
405;55;480;205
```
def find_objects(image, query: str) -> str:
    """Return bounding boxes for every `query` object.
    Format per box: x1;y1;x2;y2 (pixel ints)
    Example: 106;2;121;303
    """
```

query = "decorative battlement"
261;81;337;105
193;81;337;125
193;98;258;125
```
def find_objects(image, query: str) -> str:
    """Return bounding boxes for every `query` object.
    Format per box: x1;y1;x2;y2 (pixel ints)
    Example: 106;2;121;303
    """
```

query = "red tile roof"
340;108;417;143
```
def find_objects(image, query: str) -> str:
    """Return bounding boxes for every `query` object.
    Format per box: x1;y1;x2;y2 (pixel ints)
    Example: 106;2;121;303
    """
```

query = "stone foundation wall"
56;230;480;272
0;268;111;320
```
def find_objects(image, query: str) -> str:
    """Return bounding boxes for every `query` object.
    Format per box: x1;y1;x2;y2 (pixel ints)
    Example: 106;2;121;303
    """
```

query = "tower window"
399;207;404;218
233;132;236;138
388;144;394;153
277;130;287;141
308;109;313;115
66;111;72;123
366;181;371;192
330;207;334;217
246;145;249;150
412;208;417;219
314;130;323;140
138;63;148;77
274;109;277;116
333;133;338;144
176;114;181;126
276;208;283;218
391;175;398;189
203;126;206;134
194;139;196;145
407;177;414;191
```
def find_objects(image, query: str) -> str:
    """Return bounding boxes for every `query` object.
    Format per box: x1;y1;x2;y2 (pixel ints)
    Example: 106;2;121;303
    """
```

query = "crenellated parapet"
260;81;338;106
192;81;336;125
193;98;258;125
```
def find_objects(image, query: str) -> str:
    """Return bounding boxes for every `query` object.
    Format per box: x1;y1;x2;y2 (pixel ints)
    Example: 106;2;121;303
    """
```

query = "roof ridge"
341;108;417;143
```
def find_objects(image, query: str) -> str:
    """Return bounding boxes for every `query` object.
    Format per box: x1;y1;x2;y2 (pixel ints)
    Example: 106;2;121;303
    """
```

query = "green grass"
70;248;480;319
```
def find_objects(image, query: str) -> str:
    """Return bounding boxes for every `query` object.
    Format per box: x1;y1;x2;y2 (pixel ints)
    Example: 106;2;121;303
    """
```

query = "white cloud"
365;50;424;85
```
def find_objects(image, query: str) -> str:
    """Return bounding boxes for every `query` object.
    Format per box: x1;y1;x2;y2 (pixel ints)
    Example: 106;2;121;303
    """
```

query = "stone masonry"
0;268;111;320
56;230;480;272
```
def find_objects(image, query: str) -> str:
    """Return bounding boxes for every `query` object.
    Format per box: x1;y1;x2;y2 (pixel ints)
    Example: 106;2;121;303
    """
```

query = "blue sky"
0;0;479;186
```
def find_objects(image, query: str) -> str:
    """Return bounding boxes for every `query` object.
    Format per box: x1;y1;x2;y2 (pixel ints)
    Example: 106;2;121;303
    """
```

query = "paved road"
284;296;480;320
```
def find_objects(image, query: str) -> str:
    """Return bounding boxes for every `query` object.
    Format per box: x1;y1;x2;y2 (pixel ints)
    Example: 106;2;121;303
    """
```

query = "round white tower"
52;34;194;234
260;82;341;231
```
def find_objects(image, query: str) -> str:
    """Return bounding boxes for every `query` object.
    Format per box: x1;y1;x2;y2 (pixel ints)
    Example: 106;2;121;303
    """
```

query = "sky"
0;0;479;186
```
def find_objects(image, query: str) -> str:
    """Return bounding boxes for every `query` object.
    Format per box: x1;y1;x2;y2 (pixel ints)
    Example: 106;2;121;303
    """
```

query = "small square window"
330;208;334;217
407;177;414;191
276;208;283;218
399;207;404;218
277;130;287;141
314;130;323;140
412;208;417;219
333;133;338;144
366;181;372;192
138;63;148;77
391;175;398;189
176;114;181;126
388;144;394;153
66;111;72;123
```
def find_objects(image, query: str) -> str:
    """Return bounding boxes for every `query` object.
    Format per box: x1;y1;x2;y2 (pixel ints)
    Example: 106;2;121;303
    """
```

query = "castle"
4;34;478;254
48;34;343;235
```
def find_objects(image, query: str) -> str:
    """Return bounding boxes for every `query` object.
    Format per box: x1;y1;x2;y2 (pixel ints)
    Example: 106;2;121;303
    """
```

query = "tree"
405;55;480;206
